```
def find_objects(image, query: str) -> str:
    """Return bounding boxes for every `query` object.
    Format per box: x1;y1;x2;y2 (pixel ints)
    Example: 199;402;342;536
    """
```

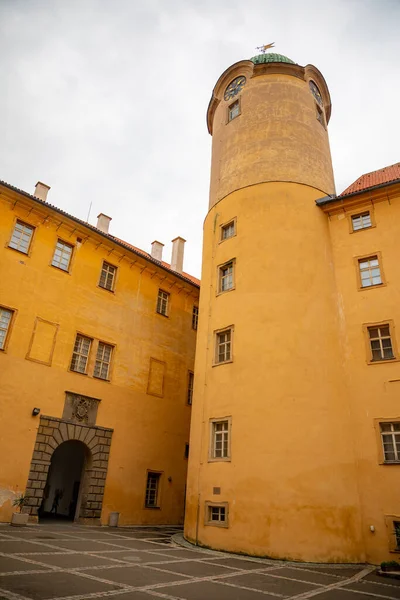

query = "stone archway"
24;415;113;524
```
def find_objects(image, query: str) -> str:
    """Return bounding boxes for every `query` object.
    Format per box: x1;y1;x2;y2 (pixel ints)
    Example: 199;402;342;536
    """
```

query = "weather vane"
256;42;275;54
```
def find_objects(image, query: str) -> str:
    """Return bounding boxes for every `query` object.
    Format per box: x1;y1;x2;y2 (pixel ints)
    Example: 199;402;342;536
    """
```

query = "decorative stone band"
24;414;113;524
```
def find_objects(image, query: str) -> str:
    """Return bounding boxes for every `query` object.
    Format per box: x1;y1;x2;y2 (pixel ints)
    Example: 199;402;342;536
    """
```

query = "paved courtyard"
0;524;398;600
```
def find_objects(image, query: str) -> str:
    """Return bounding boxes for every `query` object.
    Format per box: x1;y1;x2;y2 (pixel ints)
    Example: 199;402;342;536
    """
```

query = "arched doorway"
40;440;90;521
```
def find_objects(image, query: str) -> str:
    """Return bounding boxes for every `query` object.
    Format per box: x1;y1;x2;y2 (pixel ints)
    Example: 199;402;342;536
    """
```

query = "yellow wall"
0;186;198;525
323;185;400;564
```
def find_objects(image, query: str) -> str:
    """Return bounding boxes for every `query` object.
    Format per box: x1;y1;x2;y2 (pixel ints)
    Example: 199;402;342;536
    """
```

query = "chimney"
96;213;112;234
151;240;164;261
34;181;50;202
171;236;186;274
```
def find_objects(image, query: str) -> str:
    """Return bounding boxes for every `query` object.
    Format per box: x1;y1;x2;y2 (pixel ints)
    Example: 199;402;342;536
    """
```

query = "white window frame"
157;289;169;317
94;342;113;380
228;99;240;122
220;219;236;242
51;239;73;272
145;471;161;508
380;422;400;463
205;501;229;527
99;261;117;291
214;327;233;364
209;417;231;461
0;307;14;351
352;211;372;232
218;261;235;293
9;220;34;254
70;334;92;374
358;256;382;288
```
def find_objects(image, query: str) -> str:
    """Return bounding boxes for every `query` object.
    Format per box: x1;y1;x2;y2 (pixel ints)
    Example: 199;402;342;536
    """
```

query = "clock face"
224;76;246;101
309;80;323;106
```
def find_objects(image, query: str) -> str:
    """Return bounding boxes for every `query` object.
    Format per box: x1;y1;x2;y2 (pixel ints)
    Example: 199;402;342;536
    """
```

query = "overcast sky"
1;0;399;277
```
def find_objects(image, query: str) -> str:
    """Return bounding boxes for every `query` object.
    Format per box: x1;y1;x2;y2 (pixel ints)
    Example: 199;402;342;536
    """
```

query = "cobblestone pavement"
0;524;398;600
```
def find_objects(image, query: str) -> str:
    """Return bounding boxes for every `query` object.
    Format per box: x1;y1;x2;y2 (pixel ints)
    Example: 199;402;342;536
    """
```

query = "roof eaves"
316;177;400;207
0;179;200;289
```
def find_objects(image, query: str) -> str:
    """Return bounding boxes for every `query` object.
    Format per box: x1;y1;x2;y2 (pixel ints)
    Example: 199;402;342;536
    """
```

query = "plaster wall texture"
0;190;198;525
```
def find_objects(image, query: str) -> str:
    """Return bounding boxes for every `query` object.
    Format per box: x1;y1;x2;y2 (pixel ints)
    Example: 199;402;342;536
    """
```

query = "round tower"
185;52;364;562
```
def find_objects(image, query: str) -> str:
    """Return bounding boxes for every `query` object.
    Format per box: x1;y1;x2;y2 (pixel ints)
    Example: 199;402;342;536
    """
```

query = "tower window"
316;103;325;128
184;443;189;459
228;100;240;122
9;220;34;255
358;256;382;288
187;371;194;405
352;212;372;231
221;219;236;241
210;418;231;460
367;325;394;362
215;328;233;364
156;289;169;316
219;261;234;293
99;262;117;291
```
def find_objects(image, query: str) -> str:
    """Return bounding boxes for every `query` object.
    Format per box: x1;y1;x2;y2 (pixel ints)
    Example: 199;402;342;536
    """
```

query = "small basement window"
205;502;229;527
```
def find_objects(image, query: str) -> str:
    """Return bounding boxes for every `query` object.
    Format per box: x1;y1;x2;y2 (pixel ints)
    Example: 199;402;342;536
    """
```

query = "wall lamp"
32;408;40;416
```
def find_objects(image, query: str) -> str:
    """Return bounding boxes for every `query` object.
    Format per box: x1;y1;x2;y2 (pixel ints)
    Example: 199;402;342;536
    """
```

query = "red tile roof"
340;162;400;197
0;179;200;288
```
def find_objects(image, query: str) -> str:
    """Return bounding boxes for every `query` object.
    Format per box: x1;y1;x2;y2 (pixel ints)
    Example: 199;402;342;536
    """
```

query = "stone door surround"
24;415;113;523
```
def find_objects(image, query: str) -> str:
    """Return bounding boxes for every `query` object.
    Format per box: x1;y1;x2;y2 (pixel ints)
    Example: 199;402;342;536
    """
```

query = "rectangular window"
368;325;394;361
359;256;382;288
52;239;73;272
352;212;372;231
0;308;13;350
99;262;116;291
219;262;234;293
145;472;161;508
70;334;92;374
211;420;230;459
216;328;232;364
94;342;113;380
185;443;189;459
228;100;240;122
394;522;400;550
221;220;236;241
380;423;400;463
187;371;194;405
9;221;34;254
157;289;169;316
192;306;199;330
316;103;325;127
205;502;229;527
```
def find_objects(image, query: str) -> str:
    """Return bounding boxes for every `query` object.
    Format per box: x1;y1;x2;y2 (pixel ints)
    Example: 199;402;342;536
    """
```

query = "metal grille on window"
217;330;231;363
0;308;12;350
359;256;382;287
70;335;91;373
187;371;194;405
222;222;235;240
213;421;229;458
228;100;240;121
368;325;394;361
352;212;371;231
394;521;400;549
209;506;226;522
9;221;34;254
145;473;160;507
52;240;73;271
157;290;169;316
220;263;233;292
94;342;113;380
99;262;116;291
192;306;199;330
380;423;400;462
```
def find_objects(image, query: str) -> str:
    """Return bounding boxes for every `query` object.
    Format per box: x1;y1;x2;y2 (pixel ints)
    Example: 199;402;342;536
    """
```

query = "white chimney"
171;236;186;274
96;213;112;234
34;181;50;202
151;240;164;261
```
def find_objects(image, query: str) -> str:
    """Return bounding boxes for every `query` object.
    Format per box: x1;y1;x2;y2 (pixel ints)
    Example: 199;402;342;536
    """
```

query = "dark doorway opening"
39;440;89;522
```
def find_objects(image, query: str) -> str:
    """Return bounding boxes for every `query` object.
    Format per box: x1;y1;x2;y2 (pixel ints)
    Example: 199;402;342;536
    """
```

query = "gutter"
316;178;400;207
0;179;199;289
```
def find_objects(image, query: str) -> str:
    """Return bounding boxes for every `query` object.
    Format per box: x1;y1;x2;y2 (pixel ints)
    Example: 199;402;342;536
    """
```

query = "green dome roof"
250;53;295;65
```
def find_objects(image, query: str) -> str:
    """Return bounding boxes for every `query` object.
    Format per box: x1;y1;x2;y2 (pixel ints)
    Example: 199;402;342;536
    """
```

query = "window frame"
219;218;237;243
187;371;194;405
204;501;229;528
348;207;376;234
7;219;35;256
69;333;93;375
93;340;114;381
375;418;400;465
384;515;400;553
354;252;386;291
50;238;74;273
156;289;170;318
363;320;398;365
227;98;241;123
217;259;235;295
192;305;199;330
0;305;16;353
144;471;162;509
209;416;232;462
315;102;326;128
98;261;117;293
213;326;234;366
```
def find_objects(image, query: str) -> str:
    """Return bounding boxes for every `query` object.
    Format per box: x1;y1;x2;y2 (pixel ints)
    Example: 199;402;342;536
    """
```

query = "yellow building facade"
184;51;400;564
0;180;199;526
